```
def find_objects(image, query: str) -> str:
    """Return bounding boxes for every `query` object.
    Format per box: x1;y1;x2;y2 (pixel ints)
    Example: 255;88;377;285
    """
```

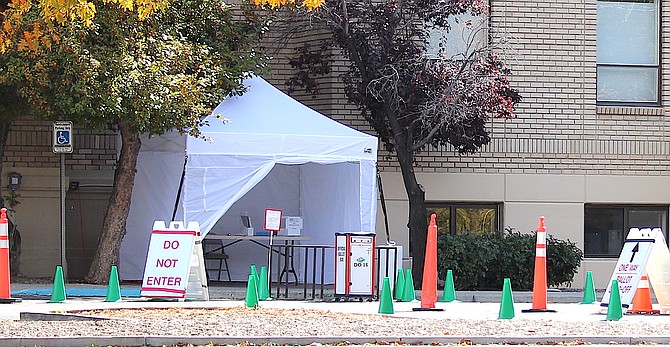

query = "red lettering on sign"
146;276;182;286
163;240;179;249
155;258;179;268
619;264;629;271
630;264;638;271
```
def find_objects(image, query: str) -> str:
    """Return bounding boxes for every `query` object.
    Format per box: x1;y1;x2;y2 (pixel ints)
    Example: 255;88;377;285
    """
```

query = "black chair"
203;238;231;281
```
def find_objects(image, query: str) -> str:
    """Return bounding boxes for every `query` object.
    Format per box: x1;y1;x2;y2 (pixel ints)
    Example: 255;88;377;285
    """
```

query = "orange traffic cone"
0;208;20;303
522;216;555;313
629;275;659;314
413;214;443;312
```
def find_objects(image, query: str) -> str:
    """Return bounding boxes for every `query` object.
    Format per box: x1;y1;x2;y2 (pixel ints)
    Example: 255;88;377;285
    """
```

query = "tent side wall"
120;150;186;280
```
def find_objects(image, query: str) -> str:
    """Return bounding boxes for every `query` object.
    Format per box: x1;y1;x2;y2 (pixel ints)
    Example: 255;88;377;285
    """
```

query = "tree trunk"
394;146;427;289
85;121;141;284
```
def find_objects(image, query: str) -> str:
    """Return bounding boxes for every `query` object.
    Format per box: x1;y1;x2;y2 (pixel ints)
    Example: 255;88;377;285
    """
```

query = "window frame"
584;204;669;258
424;12;489;61
596;0;661;106
425;202;503;235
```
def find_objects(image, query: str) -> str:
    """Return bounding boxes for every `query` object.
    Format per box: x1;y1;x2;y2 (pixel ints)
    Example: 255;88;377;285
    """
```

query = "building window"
596;0;659;104
426;203;501;235
426;13;487;60
584;205;668;257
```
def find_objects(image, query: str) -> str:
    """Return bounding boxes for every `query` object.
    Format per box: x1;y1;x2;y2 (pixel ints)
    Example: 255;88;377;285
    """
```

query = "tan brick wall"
416;0;670;176
4;117;117;171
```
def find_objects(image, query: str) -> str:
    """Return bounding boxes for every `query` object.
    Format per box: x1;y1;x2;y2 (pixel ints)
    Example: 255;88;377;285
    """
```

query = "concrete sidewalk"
0;281;613;323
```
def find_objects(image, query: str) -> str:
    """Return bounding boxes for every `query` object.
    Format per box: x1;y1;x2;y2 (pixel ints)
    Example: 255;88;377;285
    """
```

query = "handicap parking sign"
52;121;73;153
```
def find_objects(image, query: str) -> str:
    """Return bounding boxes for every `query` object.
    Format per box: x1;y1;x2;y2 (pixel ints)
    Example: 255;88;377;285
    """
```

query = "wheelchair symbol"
56;131;70;145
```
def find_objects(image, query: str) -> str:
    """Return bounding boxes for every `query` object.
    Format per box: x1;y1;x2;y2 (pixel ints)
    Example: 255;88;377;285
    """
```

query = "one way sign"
600;228;658;309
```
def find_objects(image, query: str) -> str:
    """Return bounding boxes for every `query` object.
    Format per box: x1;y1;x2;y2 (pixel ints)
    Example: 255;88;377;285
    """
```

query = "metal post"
60;153;67;278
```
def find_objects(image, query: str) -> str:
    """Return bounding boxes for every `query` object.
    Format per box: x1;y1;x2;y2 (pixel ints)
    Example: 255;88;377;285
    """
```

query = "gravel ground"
1;306;670;338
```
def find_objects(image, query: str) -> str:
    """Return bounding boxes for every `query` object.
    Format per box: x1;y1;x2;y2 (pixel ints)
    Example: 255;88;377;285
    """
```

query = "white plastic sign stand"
185;233;209;301
264;208;282;286
600;227;670;313
140;221;209;300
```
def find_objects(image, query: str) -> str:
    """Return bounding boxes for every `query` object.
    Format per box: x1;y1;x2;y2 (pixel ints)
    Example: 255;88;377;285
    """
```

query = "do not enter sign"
141;221;198;298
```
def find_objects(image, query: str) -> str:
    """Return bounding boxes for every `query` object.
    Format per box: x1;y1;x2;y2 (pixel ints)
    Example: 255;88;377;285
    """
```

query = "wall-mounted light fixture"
7;172;21;190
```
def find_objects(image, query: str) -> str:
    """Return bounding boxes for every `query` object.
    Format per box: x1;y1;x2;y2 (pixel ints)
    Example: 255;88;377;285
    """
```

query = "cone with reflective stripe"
49;266;67;303
606;280;623;321
581;271;596;304
439;269;457;302
413;214;443;311
630;274;659;314
522;216;556;313
0;208;19;303
394;268;405;301
378;277;394;314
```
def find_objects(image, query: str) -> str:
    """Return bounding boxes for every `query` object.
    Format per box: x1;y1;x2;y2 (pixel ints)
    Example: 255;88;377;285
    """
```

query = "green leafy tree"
3;0;267;283
269;0;521;286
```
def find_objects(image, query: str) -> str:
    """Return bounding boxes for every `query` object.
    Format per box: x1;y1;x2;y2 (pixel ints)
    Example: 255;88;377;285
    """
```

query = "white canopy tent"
119;76;378;281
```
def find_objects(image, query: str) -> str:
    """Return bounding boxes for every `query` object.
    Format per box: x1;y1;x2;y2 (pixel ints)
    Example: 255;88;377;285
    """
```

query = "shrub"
437;229;583;290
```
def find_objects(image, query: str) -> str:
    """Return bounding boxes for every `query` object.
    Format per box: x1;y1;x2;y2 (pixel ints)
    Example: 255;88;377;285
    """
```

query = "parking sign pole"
60;153;67;278
53;121;72;279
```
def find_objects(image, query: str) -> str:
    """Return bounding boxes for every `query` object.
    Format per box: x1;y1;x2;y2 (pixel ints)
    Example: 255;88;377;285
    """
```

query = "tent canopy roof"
145;76;377;160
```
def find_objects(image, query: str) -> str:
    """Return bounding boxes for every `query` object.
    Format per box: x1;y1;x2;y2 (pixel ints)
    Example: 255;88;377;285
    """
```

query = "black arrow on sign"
630;243;640;262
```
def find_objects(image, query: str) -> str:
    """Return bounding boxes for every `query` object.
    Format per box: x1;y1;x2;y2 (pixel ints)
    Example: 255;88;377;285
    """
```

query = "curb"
1;335;670;347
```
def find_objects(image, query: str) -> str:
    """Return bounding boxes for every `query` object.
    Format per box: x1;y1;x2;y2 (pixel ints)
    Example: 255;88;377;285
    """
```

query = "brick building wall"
264;0;670;177
4;118;116;171
5;1;669;180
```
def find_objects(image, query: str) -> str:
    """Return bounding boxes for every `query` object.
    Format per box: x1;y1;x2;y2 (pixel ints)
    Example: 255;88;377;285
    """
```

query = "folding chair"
203;238;231;281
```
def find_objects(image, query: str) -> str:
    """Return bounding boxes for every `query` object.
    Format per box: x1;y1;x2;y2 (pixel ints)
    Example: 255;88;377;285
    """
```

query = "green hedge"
436;230;583;290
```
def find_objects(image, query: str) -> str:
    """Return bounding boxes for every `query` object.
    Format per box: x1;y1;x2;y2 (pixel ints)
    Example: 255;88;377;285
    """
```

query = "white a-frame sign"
140;220;209;301
600;227;670;313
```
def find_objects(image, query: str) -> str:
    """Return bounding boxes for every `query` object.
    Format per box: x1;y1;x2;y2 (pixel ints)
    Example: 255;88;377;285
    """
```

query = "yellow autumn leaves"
0;0;324;54
251;0;324;10
1;0;171;53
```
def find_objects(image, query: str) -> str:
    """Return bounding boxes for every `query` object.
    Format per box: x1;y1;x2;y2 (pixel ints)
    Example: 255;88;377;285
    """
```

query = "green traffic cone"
581;271;596;304
394;268;405;301
250;265;260;284
258;266;270;301
49;266;67;303
250;265;260;298
378;277;394;314
440;269;457;302
402;269;415;302
105;265;122;302
606;280;623;321
245;274;259;308
498;278;515;319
